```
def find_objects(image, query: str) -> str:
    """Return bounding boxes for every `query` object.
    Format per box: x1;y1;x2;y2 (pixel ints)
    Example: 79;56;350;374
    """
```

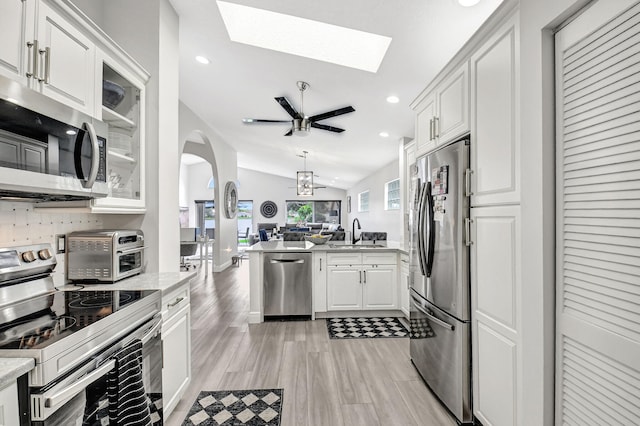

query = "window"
385;178;400;210
358;191;369;212
285;200;341;224
237;200;253;234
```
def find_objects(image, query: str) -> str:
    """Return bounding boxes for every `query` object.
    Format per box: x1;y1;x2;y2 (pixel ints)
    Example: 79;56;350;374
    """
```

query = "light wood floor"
165;261;456;426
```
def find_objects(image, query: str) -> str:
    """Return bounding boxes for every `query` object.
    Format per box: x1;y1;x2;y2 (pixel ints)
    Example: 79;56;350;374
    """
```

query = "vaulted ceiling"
170;0;503;189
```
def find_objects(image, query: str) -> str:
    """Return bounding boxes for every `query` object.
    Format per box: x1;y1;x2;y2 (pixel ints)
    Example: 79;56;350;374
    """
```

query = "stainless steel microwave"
0;74;108;201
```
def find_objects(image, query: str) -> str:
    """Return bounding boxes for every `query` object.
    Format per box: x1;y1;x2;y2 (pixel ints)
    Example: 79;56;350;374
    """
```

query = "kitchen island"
245;241;408;323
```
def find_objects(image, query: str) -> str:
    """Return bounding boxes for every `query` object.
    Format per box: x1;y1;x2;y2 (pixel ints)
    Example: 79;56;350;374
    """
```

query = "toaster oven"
66;230;145;282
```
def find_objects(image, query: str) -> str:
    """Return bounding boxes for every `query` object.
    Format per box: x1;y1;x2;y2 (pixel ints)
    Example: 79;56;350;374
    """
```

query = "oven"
0;243;163;425
66;230;145;283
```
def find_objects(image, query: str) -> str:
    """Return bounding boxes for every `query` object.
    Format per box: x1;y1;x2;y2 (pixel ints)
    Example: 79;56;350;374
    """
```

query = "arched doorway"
178;131;221;272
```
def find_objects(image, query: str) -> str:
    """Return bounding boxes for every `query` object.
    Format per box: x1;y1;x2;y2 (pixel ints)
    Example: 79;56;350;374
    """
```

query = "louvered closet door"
555;1;640;425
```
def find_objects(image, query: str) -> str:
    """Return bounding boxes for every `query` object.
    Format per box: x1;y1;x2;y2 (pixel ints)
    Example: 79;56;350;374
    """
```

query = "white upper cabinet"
35;0;95;116
470;13;520;206
0;0;35;85
0;0;96;116
414;62;470;157
92;52;146;212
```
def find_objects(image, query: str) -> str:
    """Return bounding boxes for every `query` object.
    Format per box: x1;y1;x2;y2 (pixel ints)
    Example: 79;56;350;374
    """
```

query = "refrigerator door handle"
425;182;436;277
411;294;455;331
417;182;428;276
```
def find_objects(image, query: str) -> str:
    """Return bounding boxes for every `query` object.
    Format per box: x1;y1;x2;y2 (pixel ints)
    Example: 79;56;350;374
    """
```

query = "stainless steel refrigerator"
408;136;472;424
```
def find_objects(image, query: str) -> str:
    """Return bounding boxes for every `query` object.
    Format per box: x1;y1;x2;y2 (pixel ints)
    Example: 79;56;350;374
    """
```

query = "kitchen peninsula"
245;241;408;323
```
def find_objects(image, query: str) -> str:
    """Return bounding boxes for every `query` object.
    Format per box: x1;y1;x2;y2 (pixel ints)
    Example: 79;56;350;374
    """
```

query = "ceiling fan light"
293;118;311;136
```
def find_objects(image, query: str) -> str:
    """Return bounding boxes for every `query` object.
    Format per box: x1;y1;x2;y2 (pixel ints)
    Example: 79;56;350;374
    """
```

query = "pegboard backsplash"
0;201;105;284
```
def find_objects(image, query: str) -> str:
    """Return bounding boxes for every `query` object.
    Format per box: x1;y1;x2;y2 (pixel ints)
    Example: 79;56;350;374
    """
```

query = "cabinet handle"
359;270;362;284
465;218;473;246
434;116;439;138
465;168;473;196
43;47;51;84
363;270;367;283
168;297;184;308
320;258;322;271
37;48;47;82
429;118;433;141
26;41;35;78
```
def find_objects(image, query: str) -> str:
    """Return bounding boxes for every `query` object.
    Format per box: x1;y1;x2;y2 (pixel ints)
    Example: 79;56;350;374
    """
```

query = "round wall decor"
260;201;278;218
223;181;238;219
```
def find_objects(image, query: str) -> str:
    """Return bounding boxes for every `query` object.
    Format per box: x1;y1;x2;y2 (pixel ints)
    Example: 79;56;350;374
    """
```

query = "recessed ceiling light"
386;95;399;104
458;0;481;7
195;55;210;64
66;130;77;135
217;1;392;73
379;132;389;138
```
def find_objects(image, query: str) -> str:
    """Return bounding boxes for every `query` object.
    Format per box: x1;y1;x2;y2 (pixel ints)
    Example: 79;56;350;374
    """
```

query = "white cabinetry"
313;252;327;313
35;0;95;115
414;62;470;157
326;252;397;311
0;0;35;85
0;381;20;426
92;53;146;212
470;205;520;426
470;14;520;206
161;282;191;419
0;0;96;115
399;254;410;318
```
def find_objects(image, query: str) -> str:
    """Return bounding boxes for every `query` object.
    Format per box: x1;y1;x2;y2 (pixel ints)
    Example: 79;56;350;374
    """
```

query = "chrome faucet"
352;218;361;244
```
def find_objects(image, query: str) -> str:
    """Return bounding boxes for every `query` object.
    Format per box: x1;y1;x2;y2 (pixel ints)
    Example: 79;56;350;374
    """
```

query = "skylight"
216;1;392;73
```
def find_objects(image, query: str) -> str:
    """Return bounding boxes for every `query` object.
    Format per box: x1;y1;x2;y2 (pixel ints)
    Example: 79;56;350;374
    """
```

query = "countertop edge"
0;358;34;389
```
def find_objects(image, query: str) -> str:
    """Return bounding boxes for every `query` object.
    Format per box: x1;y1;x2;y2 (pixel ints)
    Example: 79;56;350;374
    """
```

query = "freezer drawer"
409;290;472;424
263;252;312;318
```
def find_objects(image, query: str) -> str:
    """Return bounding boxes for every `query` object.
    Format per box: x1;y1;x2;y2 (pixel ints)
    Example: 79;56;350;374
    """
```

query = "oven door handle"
117;246;146;254
44;359;115;408
140;318;162;345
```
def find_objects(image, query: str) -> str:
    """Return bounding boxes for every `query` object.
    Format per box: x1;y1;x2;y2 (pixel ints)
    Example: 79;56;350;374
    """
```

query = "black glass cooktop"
0;290;156;350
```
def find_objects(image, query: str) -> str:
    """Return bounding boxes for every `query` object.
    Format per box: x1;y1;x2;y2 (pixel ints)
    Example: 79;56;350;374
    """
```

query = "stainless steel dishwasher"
263;252;312;319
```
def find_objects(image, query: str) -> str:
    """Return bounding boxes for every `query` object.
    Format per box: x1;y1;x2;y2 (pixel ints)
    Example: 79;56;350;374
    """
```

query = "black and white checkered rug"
326;317;409;339
182;389;283;425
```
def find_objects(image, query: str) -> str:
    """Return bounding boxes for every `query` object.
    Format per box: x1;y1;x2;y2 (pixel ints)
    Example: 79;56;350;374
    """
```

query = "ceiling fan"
242;81;355;136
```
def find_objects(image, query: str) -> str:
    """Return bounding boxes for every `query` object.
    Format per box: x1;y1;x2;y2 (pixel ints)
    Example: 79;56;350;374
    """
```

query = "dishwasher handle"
270;258;305;264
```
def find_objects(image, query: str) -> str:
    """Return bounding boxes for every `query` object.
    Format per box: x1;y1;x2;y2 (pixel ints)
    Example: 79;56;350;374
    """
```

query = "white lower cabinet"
0;381;19;426
326;252;397;311
313;252;327;313
161;282;191;418
399;254;410;318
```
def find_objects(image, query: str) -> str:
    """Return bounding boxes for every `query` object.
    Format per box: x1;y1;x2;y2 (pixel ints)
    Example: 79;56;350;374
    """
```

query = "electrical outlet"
55;234;65;254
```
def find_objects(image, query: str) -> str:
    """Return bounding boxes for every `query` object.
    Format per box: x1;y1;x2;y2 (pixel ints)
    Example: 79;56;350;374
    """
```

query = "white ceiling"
171;0;503;189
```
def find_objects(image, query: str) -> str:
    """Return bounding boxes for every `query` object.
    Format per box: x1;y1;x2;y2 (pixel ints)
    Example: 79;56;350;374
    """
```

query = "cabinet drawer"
327;252;362;265
162;283;190;319
362;252;397;265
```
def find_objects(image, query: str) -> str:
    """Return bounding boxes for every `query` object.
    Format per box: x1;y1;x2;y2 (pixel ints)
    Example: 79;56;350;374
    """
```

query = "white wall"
178;102;237;271
180;161;216;227
346;160;402;243
237;168;347;232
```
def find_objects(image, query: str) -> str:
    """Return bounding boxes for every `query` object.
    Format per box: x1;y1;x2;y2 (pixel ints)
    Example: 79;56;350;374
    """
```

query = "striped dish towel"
107;339;152;426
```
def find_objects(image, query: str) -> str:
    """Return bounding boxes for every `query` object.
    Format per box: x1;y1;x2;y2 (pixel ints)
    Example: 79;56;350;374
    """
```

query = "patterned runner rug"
326;317;408;339
182;389;283;425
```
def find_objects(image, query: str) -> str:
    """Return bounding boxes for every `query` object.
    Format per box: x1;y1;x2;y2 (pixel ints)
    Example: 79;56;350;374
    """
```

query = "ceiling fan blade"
242;118;291;123
310;122;345;133
308;106;355;122
275;97;301;119
284;128;293;136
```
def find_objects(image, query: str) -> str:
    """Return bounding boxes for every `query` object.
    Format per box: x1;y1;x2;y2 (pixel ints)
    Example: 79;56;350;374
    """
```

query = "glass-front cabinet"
92;53;147;212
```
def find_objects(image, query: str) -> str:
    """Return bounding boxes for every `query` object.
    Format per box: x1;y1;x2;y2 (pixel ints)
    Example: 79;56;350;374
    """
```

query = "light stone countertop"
245;240;408;254
57;271;197;294
0;358;34;389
